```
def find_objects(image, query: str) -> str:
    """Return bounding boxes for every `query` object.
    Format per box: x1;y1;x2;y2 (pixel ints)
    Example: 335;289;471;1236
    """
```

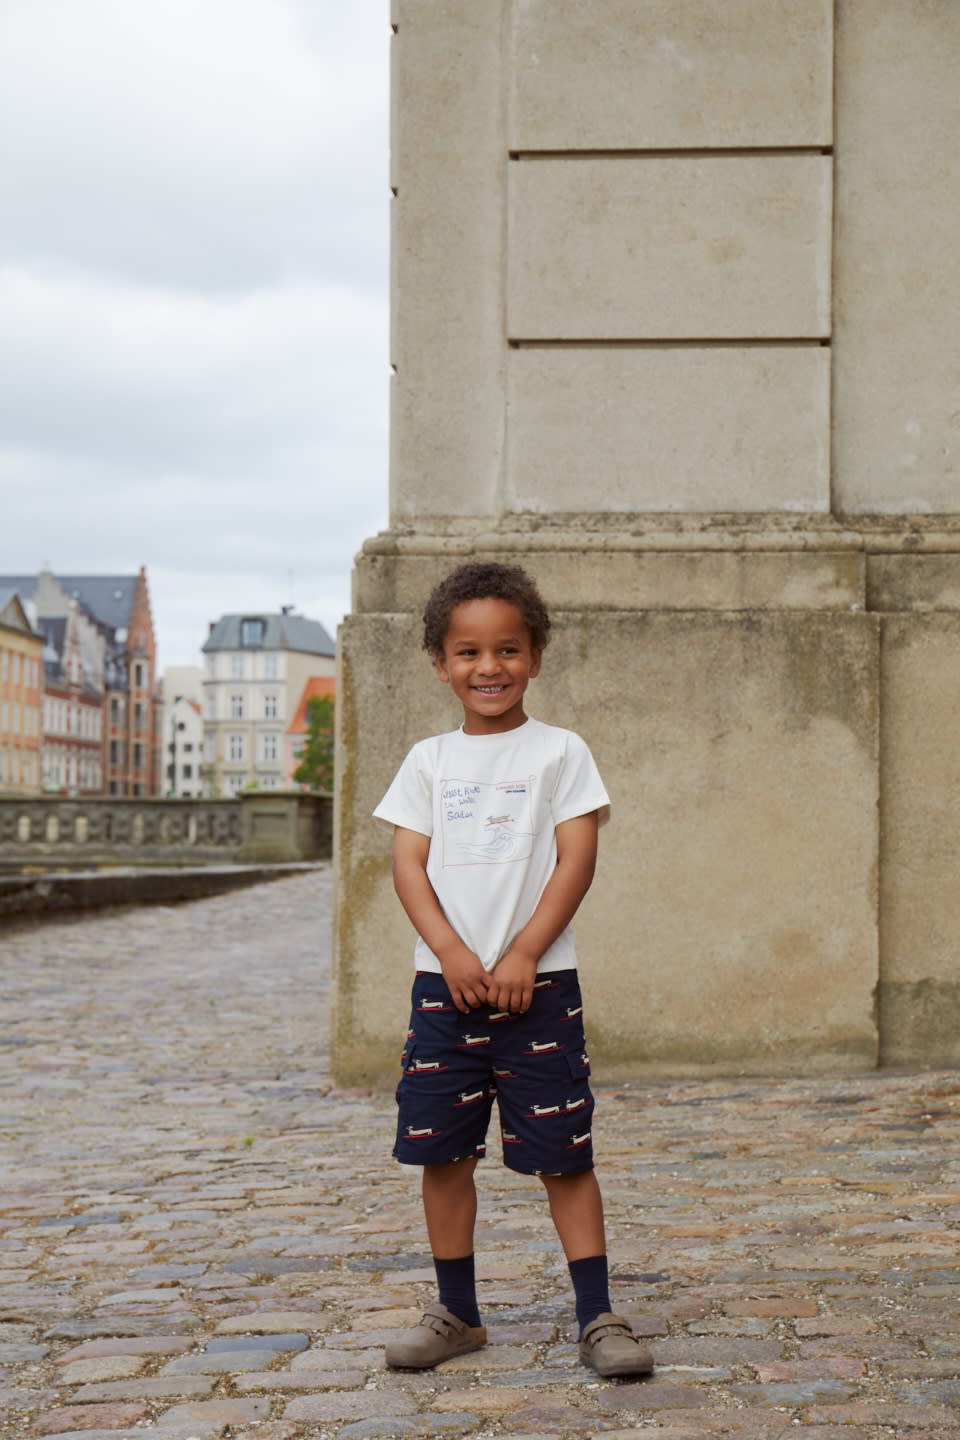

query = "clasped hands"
440;944;538;1016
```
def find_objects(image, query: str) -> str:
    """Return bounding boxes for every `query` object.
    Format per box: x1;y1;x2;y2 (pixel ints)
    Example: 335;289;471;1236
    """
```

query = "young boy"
373;562;652;1378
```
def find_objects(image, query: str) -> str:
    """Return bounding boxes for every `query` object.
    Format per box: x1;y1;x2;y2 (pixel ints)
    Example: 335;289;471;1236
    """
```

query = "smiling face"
435;597;542;734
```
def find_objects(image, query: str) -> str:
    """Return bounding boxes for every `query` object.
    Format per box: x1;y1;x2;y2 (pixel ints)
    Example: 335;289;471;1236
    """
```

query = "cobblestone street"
2;870;960;1440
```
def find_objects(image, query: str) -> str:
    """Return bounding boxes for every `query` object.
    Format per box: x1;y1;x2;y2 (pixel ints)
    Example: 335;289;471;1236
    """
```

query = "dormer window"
240;618;265;647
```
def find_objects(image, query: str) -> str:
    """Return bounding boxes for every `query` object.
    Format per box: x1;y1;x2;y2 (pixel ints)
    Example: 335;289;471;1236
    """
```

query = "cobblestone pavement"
2;869;960;1440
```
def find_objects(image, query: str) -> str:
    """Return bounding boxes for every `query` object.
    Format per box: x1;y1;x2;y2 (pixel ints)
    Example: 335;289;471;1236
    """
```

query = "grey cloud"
0;0;390;670
0;1;388;292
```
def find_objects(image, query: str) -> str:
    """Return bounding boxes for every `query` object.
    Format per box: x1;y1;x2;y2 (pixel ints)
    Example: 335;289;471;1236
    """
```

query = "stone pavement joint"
2;871;960;1439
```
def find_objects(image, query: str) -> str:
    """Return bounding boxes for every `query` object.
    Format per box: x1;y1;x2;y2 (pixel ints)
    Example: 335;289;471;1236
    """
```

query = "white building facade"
201;611;335;796
161;667;204;798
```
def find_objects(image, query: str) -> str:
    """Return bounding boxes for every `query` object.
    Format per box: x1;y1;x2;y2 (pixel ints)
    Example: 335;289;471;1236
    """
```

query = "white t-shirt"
373;716;610;975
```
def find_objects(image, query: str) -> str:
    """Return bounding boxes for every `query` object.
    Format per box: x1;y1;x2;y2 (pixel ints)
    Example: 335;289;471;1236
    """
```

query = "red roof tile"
287;675;336;735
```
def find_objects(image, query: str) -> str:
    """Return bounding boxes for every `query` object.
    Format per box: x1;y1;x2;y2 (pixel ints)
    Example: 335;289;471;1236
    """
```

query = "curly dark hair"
422;562;551;657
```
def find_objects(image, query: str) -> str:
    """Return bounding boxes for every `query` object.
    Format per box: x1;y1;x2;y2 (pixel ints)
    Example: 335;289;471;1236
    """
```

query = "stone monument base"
333;518;960;1086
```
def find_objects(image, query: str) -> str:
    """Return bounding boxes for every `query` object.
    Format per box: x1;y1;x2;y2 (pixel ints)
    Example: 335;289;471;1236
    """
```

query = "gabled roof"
0;572;139;635
203;612;336;657
57;576;138;633
286;675;337;735
0;589;40;637
0;577;38;602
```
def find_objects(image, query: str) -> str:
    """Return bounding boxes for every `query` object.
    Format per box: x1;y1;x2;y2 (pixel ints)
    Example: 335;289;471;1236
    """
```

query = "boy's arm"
390;826;490;1014
485;810;599;1016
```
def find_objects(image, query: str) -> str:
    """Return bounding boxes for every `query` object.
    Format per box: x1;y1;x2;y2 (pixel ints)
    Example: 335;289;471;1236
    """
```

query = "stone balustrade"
0;792;331;868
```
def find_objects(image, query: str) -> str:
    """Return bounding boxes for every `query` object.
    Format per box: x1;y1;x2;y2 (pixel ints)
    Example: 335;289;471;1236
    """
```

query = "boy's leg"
386;1157;487;1368
539;1168;605;1261
540;1169;611;1335
423;1156;478;1258
423;1157;482;1328
540;1169;653;1377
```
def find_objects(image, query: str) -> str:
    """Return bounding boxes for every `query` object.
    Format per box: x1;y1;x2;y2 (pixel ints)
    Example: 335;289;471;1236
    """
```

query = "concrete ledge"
356;549;864;615
0;863;324;925
360;516;960;556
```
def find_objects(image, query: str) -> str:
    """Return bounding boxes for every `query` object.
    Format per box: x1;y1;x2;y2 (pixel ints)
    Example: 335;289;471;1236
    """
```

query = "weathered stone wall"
333;1;960;1084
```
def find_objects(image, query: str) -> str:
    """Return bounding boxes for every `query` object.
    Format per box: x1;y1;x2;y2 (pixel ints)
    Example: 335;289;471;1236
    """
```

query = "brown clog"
385;1302;487;1369
579;1311;655;1377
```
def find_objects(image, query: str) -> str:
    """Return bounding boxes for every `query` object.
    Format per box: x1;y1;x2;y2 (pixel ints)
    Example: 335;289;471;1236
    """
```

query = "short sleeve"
372;743;434;837
550;732;611;828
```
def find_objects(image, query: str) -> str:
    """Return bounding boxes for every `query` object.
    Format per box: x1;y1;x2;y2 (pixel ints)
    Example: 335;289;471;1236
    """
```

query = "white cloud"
0;0;390;671
0;0;388;289
0;264;387;463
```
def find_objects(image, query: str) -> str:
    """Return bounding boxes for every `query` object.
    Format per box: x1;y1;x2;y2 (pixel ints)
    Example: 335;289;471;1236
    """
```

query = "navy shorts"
394;969;595;1175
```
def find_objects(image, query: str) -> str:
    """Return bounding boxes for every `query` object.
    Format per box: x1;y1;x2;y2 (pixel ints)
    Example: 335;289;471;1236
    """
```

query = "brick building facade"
0;590;43;795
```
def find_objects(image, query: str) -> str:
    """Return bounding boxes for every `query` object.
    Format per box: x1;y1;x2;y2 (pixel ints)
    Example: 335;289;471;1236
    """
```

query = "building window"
204;732;216;763
226;773;245;795
183;742;193;753
261;732;279;763
240;618;265;648
264;693;278;719
110;696;122;724
133;742;143;771
134;662;145;688
263;653;278;679
228;733;245;762
110;739;123;767
183;763;193;779
230;694;244;720
134;702;144;730
231;654;244;679
205;690;216;719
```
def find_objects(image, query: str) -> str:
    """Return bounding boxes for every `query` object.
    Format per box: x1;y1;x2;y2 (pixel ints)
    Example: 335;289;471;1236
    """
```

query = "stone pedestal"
333;2;960;1084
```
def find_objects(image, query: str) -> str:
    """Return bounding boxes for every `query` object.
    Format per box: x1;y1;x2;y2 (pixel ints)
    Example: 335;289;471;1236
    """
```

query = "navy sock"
433;1253;481;1328
568;1254;611;1335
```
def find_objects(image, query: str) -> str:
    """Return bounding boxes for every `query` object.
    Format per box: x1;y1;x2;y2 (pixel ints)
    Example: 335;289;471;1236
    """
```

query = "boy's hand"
486;948;538;1015
439;947;491;1014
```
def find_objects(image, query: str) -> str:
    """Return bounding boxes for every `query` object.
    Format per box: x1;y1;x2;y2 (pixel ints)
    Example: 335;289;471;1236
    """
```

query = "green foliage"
293;693;335;792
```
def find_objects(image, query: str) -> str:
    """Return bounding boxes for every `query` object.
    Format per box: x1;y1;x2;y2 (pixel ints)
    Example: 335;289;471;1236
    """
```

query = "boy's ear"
434;653;450;684
530;649;542;679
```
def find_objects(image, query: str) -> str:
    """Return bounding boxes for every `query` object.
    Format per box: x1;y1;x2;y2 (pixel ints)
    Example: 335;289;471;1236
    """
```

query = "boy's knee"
538;1169;593;1192
425;1157;479;1181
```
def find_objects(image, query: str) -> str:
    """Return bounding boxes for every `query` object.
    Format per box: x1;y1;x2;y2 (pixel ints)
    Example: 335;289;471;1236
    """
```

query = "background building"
335;0;960;1084
0;567;162;796
0;590;43;796
161;666;203;798
202;610;335;795
39;602;103;795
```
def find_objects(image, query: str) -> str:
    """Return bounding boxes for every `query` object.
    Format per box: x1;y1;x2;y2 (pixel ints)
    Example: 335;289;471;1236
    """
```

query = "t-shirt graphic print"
373;717;610;975
440;776;535;867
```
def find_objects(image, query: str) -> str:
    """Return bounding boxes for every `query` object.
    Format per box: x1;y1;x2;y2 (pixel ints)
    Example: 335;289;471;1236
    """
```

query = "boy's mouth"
473;684;507;695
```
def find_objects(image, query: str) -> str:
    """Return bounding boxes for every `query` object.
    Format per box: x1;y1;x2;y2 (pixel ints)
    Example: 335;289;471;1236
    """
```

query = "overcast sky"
0;0;389;670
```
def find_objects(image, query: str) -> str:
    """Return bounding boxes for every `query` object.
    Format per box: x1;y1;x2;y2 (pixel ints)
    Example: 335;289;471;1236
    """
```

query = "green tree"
294;694;335;792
